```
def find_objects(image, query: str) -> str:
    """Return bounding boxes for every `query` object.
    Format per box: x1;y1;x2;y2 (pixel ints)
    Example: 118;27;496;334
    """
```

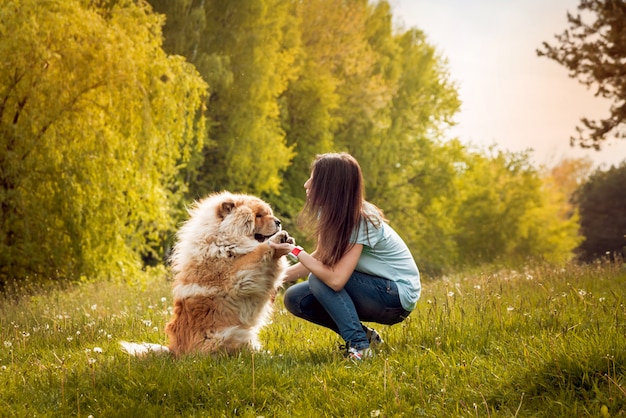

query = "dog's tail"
119;341;170;356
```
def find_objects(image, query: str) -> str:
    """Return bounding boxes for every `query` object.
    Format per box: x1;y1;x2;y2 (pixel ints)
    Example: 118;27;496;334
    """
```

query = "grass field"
1;262;625;417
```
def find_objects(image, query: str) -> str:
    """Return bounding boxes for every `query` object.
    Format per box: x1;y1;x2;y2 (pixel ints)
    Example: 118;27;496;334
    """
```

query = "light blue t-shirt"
351;202;421;311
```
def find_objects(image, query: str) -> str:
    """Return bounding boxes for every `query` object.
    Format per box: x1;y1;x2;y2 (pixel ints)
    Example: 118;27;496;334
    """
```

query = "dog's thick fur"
121;192;293;357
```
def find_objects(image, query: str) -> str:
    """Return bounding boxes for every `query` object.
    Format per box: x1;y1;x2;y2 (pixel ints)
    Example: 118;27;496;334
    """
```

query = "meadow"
1;262;624;417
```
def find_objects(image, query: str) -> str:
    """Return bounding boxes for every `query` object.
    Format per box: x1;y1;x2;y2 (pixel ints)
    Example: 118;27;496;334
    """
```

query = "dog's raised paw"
270;230;289;244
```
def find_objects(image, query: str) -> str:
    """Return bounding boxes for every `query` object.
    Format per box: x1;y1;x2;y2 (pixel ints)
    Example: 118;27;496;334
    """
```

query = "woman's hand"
268;240;295;254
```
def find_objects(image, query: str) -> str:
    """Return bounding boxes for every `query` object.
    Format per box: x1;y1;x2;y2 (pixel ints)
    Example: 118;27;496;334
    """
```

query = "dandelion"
3;341;12;348
578;289;587;297
473;285;481;290
370;410;381;417
67;337;73;342
142;320;152;327
88;358;96;365
93;347;103;353
447;291;455;297
507;306;515;312
153;327;158;332
1;365;6;371
91;304;97;311
599;297;606;303
161;297;167;303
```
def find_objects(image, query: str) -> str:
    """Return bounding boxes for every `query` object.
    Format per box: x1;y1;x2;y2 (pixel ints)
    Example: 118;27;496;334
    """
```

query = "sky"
390;0;626;169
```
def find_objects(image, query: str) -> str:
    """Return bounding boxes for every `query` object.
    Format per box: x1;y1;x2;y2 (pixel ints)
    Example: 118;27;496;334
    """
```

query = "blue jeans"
283;271;412;350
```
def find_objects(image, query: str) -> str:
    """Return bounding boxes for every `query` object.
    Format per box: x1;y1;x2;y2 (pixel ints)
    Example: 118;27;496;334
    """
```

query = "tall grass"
1;263;624;417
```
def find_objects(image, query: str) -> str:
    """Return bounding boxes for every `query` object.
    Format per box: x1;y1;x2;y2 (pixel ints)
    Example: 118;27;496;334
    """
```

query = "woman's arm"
270;242;362;291
283;262;310;283
282;248;320;283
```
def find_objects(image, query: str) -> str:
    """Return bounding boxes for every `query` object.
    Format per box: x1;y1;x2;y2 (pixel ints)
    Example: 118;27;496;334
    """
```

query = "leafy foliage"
538;0;626;148
0;0;589;285
453;149;583;268
573;162;626;261
0;0;206;285
150;0;297;197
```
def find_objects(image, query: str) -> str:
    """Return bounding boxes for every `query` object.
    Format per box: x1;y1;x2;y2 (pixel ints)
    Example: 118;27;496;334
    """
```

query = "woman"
270;153;421;360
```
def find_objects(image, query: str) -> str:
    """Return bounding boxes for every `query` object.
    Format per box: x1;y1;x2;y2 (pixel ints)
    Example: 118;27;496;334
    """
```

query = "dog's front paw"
269;230;290;244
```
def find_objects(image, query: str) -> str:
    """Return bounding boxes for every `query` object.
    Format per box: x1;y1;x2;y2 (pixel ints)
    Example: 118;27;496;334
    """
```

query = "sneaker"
347;346;371;361
363;325;383;347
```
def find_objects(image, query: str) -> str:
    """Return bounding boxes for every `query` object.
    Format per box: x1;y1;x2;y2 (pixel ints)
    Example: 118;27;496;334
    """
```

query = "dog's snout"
274;218;281;228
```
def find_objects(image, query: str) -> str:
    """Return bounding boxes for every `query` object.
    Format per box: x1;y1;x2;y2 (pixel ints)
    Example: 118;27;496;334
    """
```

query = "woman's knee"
282;286;298;314
306;274;327;295
283;281;311;315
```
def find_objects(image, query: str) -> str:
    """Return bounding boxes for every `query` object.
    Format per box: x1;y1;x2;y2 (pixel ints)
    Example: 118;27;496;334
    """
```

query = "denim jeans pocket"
384;279;400;297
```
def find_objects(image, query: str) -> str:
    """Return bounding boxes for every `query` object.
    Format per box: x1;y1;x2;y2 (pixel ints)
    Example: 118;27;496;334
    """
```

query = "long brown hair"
299;153;365;267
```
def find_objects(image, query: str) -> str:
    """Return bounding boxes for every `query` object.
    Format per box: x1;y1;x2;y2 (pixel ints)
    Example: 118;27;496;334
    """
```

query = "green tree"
573;162;626;261
538;0;626;149
0;0;206;286
453;149;581;266
275;0;370;234
150;0;297;197
330;2;461;274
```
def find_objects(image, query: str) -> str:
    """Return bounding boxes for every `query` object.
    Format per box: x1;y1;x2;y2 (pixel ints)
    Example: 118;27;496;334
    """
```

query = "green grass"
1;263;625;417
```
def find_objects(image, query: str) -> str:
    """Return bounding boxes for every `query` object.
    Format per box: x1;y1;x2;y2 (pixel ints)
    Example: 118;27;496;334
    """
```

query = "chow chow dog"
121;191;294;356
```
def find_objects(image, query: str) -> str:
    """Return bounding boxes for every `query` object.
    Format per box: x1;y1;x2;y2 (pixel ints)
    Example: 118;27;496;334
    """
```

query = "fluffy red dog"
121;192;293;356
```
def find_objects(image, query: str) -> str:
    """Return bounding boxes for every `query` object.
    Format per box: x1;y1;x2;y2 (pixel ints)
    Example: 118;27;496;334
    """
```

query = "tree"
0;0;206;286
149;0;297;197
359;19;462;274
573;162;626;261
453;149;582;267
537;0;626;149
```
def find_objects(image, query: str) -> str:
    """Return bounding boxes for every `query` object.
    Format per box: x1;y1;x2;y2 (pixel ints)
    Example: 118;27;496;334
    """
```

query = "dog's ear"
218;199;236;218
